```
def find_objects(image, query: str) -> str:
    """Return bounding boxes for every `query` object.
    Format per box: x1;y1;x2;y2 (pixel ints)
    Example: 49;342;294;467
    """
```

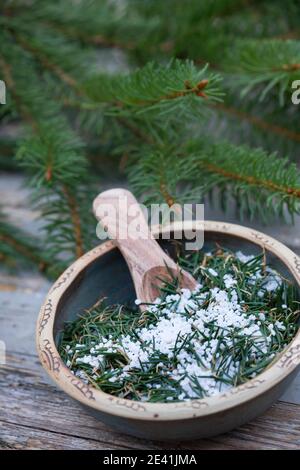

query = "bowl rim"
36;220;300;421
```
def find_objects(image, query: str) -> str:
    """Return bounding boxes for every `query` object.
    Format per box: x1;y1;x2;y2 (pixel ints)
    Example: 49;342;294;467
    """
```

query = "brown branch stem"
159;181;176;207
135;79;209;107
117;117;154;145
0;232;49;272
0;55;38;131
203;162;300;198
0;44;85;260
279;64;300;72
210;102;300;143
46;22;135;50
62;186;84;258
14;34;82;93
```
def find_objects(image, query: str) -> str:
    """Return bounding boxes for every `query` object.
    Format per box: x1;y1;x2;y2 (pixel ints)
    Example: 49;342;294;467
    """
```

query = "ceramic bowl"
36;221;300;440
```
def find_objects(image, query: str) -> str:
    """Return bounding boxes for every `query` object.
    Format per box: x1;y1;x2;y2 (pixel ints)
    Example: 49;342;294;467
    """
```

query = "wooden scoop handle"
93;188;178;299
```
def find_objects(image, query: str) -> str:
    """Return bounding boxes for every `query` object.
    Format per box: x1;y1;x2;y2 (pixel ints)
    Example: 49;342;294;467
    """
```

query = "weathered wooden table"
1;174;300;450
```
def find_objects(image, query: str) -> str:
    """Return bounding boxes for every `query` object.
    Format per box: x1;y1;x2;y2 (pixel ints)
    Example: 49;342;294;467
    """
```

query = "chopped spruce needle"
59;247;299;402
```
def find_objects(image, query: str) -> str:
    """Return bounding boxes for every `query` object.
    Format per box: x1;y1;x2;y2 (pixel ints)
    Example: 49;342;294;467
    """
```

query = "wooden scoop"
93;188;197;308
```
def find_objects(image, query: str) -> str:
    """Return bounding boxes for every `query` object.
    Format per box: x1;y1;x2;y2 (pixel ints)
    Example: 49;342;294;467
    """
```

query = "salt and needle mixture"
60;247;299;402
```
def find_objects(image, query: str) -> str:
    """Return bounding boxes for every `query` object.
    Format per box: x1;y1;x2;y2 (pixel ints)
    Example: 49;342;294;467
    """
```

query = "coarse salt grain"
236;251;255;263
223;274;237;289
208;268;218;277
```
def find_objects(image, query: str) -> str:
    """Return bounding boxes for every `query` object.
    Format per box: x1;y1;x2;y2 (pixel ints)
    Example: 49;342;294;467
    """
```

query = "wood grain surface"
1;347;300;449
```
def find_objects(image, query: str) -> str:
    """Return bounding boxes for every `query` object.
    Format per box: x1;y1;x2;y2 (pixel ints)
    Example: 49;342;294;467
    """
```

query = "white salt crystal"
223;274;237;289
236;251;255;263
208;268;218;277
275;320;286;331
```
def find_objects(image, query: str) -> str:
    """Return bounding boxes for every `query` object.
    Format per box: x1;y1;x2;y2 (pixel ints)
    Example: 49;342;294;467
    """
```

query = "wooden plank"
281;374;300;405
191;402;300;450
1;350;300;450
0;351;162;450
0;276;50;355
0;422;129;450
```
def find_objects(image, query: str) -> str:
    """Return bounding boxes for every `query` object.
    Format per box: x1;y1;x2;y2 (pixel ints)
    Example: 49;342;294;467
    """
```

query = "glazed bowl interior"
53;231;299;345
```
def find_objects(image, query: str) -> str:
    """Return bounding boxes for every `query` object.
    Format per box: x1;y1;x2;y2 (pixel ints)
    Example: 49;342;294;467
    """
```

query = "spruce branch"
84;60;223;120
14;33;81;92
16;119;93;261
62;185;84;258
128;141;300;221
211;102;300;143
37;0;154;45
5;27;154;148
116;117;155;146
11;32;156;154
0;36;93;266
0;213;62;276
127;146;199;206
226;39;300;104
189;141;300;220
21;40;157;146
1;0;300;280
64;59;222;144
46;22;136;51
0;54;38;130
